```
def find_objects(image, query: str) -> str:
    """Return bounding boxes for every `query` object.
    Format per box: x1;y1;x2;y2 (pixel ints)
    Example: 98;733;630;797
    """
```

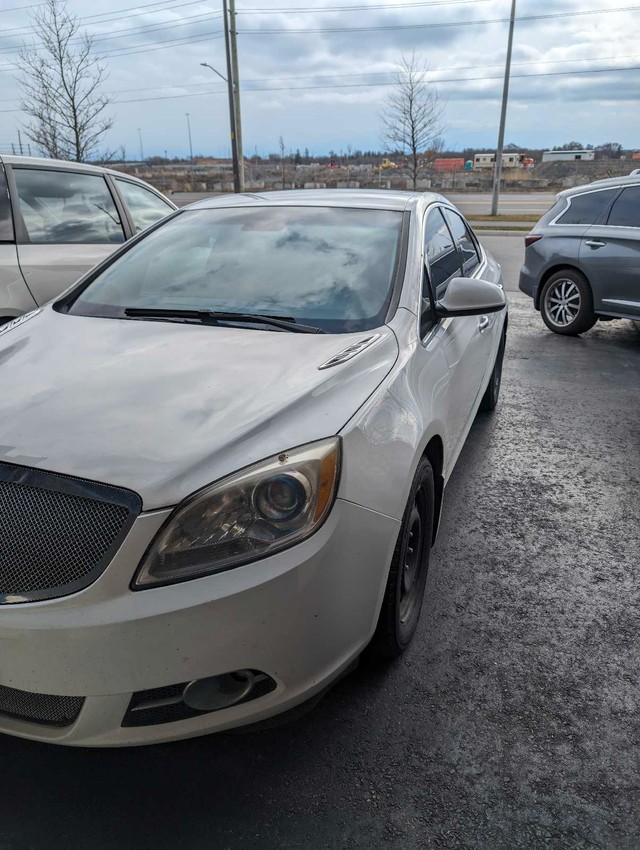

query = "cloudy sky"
0;0;639;159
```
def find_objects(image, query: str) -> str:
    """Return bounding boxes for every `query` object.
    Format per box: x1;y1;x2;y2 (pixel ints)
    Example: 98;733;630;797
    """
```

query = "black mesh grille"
0;684;84;727
0;463;141;603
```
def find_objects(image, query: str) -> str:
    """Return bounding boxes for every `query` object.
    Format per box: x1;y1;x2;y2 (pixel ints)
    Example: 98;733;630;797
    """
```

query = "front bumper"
0;499;399;746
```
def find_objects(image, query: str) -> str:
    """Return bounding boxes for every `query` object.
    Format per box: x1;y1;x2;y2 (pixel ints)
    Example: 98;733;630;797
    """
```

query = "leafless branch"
380;53;445;189
16;0;114;162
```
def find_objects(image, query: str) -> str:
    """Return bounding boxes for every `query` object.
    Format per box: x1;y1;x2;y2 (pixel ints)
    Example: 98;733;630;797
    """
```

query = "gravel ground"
1;294;639;849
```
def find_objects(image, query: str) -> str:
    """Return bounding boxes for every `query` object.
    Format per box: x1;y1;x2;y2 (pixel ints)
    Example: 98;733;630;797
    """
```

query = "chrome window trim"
419;203;487;345
548;185;633;227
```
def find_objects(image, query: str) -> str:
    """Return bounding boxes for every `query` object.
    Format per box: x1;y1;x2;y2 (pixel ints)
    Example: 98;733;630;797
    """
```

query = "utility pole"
185;112;194;164
17;129;23;155
137;128;144;161
490;0;516;217
228;0;244;191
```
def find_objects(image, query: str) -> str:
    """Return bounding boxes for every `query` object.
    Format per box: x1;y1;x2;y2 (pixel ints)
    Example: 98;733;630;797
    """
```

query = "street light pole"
228;0;244;192
490;0;516;217
185;112;194;164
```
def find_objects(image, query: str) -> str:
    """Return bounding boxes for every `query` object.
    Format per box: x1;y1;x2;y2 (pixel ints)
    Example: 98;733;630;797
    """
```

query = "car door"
442;206;497;386
113;177;176;234
579;185;640;318
422;206;488;459
9;166;127;306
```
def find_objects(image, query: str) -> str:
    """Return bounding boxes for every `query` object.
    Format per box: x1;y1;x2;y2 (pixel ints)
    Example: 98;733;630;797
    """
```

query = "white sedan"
0;190;506;746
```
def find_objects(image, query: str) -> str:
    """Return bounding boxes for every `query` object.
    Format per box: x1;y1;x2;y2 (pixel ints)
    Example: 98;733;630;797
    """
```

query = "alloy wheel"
544;279;581;327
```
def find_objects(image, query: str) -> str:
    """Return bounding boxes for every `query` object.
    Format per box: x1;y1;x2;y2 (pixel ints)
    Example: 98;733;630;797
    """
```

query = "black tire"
367;458;435;660
478;325;506;413
539;269;596;336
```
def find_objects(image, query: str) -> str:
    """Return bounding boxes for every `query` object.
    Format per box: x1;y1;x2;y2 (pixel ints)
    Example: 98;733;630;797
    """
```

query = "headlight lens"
133;437;341;588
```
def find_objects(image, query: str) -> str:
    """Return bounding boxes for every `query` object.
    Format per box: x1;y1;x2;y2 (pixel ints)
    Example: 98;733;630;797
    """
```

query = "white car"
0;190;506;746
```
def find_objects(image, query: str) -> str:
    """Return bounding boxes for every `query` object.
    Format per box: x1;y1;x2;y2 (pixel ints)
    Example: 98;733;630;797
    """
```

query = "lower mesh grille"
0;463;141;603
0;684;84;727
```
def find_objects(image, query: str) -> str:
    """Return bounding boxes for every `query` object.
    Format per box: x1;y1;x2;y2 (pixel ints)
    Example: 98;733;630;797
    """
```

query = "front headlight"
133;437;341;588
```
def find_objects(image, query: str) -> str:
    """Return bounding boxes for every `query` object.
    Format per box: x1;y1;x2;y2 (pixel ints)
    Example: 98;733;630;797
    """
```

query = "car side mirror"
435;277;506;318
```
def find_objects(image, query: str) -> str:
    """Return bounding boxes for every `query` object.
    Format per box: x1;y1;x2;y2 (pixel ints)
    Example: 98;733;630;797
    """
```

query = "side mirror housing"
435;276;506;317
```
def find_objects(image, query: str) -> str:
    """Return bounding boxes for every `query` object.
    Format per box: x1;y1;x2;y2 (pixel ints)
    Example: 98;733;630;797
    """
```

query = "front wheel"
478;326;506;413
367;458;434;659
540;270;596;336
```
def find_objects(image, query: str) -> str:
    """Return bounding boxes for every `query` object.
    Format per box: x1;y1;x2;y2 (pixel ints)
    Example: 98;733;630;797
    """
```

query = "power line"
241;4;640;32
1;59;638;110
239;0;492;11
0;2;44;12
0;10;224;54
105;62;640;103
0;0;217;39
2;50;639;102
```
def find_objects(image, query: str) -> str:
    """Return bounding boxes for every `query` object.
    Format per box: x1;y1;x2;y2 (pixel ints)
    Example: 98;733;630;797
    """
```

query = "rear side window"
116;179;174;233
606;186;640;227
556;189;617;225
424;207;461;297
13;168;125;245
0;166;13;242
442;208;480;275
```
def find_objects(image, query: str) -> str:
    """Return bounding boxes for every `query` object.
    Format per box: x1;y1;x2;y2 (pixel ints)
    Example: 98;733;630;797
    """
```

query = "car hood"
0;309;398;509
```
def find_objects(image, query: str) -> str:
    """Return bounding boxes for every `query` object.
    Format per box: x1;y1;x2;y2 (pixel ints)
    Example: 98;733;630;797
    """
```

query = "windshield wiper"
123;308;325;334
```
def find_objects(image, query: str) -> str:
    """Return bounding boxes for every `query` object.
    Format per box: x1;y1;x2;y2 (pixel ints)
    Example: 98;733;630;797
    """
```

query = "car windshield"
67;206;405;333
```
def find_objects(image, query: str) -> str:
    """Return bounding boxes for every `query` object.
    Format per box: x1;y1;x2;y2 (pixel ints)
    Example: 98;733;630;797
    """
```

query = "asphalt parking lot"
1;238;639;849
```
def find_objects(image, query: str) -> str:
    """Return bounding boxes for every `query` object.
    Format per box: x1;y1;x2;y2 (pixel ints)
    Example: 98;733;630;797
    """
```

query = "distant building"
434;157;465;171
542;150;595;162
473;152;521;169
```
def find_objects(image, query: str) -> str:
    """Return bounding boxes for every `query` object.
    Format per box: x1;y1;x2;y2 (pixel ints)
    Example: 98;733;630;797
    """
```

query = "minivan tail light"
524;234;543;248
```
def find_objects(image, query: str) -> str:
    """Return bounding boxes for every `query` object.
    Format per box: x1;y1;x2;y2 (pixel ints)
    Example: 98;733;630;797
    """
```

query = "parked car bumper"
0;498;399;746
518;266;537;302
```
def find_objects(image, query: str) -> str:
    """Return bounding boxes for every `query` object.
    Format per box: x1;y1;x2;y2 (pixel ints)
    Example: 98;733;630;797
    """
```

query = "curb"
475;230;527;237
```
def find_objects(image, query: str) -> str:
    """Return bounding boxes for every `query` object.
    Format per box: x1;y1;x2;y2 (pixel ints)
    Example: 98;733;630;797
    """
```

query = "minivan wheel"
540;270;596;336
367;458;434;660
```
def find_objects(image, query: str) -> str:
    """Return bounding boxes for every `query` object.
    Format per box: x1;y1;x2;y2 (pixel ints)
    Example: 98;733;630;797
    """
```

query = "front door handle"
585;240;606;248
478;315;490;332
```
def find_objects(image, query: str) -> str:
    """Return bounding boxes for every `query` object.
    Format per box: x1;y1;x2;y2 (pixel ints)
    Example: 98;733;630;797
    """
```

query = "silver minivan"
0;155;176;323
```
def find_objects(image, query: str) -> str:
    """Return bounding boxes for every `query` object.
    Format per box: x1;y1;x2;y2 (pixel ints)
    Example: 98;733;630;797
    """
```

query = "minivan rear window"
0;166;14;242
556;189;617;225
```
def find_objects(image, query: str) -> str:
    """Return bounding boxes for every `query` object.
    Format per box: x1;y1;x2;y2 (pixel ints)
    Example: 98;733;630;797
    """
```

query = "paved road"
480;233;525;290
443;192;555;216
1;239;639;848
170;191;557;218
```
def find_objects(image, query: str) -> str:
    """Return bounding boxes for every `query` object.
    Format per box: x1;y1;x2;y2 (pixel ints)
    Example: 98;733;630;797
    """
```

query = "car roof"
0;154;177;204
185;188;448;212
559;173;640;198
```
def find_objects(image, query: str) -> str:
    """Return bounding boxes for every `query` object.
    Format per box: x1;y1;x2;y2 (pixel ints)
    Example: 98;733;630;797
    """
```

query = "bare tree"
278;135;286;189
16;0;113;162
381;54;444;189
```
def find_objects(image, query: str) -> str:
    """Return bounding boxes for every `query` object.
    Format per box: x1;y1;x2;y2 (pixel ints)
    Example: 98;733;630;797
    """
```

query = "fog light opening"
182;670;255;711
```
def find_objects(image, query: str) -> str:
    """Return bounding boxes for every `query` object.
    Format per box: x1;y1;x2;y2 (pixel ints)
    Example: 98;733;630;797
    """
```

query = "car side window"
606;186;640;227
13;169;125;245
116;179;174;233
442;208;480;275
556;189;617;225
424;207;461;300
0;166;13;242
420;268;435;338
